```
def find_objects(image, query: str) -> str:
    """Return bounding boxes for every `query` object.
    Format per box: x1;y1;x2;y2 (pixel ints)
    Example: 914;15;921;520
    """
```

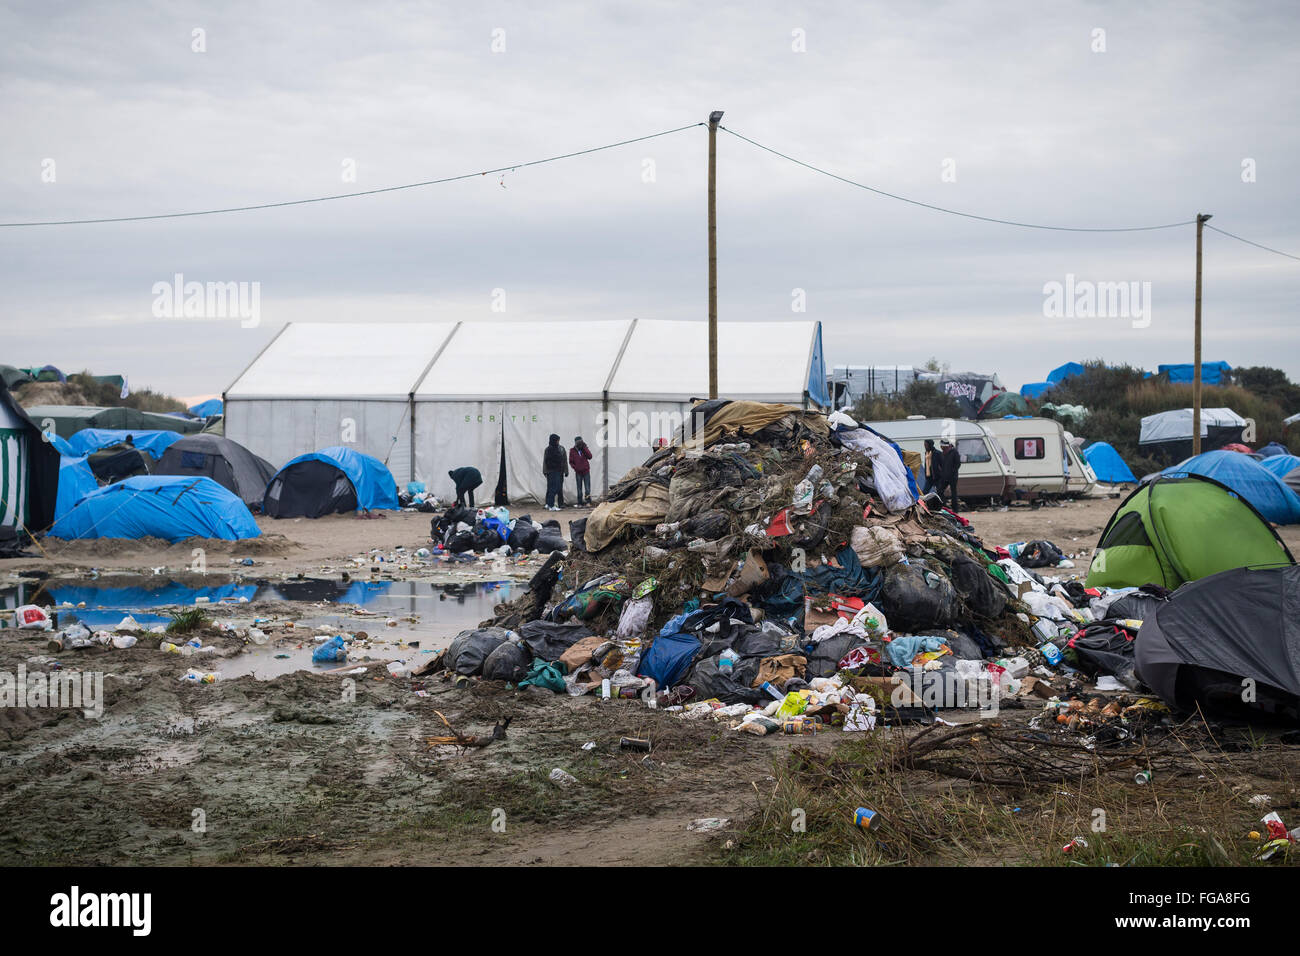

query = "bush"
851;381;960;422
1037;360;1294;471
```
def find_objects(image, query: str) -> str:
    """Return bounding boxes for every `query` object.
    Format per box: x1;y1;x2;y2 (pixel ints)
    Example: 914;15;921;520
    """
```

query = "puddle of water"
2;577;516;680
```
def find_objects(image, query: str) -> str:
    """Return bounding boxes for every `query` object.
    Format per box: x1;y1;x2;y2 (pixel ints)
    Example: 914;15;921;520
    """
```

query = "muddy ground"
2;490;1298;866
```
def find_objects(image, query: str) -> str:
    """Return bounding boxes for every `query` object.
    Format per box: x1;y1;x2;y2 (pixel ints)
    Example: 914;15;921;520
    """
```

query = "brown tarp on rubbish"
584;480;671;552
680;401;826;451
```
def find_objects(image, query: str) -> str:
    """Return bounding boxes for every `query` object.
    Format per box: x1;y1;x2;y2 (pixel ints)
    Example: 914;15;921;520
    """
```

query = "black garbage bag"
446;530;476;553
805;631;869;679
1068;622;1139;687
881;563;960;631
568;517;588;553
684;509;731;541
507;519;540;552
445;505;477;526
733;626;785;660
949;554;1007;619
482;640;532;682
518;620;594;661
444;627;511;676
471;524;502;552
1018;540;1064;568
535;525;568;554
685;654;765;705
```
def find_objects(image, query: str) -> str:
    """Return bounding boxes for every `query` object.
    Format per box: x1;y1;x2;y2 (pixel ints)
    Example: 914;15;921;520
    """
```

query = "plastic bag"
15;605;52;630
482;640;532;682
616;595;653;642
444;627;511;676
312;635;347;663
881;563;960;630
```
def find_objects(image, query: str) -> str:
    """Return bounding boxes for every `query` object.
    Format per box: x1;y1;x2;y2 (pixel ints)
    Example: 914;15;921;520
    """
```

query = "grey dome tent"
1138;407;1246;463
154;434;277;509
1135;565;1300;723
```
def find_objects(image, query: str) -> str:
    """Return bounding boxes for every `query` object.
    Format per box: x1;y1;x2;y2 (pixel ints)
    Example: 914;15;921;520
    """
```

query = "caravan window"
957;438;991;463
1015;437;1046;460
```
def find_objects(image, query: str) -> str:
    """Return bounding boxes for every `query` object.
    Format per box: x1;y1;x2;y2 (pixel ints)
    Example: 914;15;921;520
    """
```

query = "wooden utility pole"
1192;213;1212;454
708;110;724;399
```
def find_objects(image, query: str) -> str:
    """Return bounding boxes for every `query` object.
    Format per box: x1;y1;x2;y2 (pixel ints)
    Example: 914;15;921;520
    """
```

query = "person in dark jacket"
542;434;568;511
448;466;483;508
569;436;593;506
935;440;961;512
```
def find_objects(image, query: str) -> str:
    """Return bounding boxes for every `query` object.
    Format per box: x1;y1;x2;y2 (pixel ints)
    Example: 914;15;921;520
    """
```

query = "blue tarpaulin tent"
1047;362;1086;384
55;456;99;523
1260;455;1300;479
49;475;262;541
188;398;223;418
1159;361;1231;385
1162;450;1300;524
262;446;399;518
1082;442;1137;484
1020;381;1053;399
67;428;185;460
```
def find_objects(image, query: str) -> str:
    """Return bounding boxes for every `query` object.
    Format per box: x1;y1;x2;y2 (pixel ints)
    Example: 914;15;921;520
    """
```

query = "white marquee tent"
226;319;827;504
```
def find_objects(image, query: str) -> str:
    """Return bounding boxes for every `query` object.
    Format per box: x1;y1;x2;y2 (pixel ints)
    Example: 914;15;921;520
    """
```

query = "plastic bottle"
760;681;784;701
719;649;737;676
1039;642;1063;667
160;641;195;657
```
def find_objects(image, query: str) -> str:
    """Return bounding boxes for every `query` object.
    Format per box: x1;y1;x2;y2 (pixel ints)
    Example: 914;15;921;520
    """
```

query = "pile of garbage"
428;505;569;557
428;401;1170;732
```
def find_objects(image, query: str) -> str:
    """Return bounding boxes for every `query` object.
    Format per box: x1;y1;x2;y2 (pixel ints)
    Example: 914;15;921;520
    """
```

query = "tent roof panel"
415;320;633;399
607;320;818;402
227;322;458;399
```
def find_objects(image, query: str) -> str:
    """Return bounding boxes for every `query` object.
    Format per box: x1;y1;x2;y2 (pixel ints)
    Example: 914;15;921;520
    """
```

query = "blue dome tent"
1260;455;1300;479
66;428;185;460
1082;442;1137;484
1257;441;1291;458
188;398;224;418
1046;362;1085;384
1159;361;1231;385
1161;450;1300;524
263;446;399;518
48;475;262;541
55;456;99;523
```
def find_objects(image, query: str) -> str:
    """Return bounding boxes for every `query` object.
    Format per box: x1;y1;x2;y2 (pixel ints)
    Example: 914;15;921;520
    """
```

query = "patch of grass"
716;725;1300;867
165;609;209;635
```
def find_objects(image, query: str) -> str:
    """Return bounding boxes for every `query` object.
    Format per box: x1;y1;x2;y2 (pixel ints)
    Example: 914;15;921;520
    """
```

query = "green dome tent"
1087;473;1295;589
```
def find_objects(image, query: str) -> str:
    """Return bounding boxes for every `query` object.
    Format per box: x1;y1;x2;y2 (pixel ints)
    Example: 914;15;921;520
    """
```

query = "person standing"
922;439;937;494
448;466;483;508
936;440;962;512
569;436;593;506
543;433;568;511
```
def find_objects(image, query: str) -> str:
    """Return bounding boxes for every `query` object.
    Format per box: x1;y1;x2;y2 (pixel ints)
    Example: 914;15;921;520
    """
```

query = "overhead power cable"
1204;224;1300;262
720;126;1196;233
0;123;703;227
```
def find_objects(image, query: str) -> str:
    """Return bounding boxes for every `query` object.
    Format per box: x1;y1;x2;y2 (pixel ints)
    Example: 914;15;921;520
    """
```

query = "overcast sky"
2;0;1297;399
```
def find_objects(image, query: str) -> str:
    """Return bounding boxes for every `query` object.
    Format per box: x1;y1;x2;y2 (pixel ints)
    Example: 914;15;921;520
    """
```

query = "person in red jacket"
569;436;593;506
